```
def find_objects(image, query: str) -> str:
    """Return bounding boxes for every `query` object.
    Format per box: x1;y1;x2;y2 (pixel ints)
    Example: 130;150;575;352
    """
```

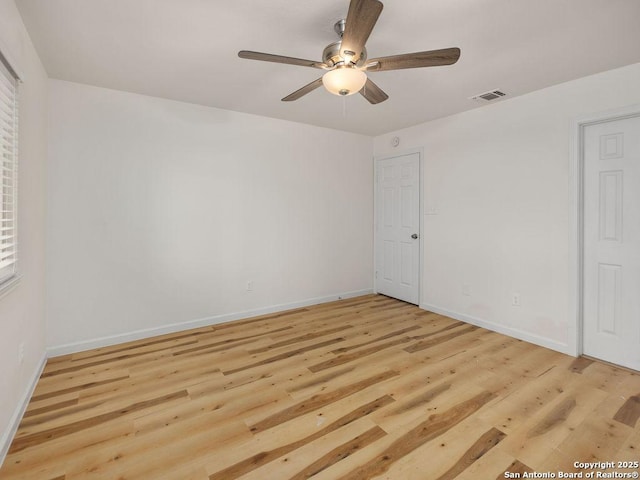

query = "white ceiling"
16;0;640;136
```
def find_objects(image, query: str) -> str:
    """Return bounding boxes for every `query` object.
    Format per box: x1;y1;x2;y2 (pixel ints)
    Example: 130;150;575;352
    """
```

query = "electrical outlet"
18;342;24;364
462;284;471;296
512;293;521;307
246;281;253;292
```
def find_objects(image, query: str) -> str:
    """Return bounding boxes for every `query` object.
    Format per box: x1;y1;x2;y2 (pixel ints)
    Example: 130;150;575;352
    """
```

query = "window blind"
0;55;18;286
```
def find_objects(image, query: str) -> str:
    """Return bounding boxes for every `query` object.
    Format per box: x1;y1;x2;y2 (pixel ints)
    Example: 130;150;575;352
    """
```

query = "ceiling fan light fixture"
238;0;460;104
322;66;367;96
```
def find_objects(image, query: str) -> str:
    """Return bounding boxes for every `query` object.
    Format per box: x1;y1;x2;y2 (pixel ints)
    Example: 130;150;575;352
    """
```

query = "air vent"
470;89;507;102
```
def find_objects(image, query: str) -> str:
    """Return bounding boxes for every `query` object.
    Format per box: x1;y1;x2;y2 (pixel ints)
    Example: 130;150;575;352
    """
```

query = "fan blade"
366;47;460;71
359;78;388;104
281;78;324;101
340;0;383;64
238;51;327;69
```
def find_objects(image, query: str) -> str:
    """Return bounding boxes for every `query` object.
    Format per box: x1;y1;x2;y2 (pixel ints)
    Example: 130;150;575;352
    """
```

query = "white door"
375;152;420;304
583;115;640;371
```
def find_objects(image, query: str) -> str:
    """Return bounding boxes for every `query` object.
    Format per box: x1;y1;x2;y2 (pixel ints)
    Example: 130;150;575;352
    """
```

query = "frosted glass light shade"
322;67;367;96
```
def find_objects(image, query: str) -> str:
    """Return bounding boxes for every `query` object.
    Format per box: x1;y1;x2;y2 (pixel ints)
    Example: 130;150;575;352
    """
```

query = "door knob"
411;233;419;239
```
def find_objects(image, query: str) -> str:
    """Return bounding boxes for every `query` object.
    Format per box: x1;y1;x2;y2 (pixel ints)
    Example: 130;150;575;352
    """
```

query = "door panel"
375;152;420;304
583;115;640;370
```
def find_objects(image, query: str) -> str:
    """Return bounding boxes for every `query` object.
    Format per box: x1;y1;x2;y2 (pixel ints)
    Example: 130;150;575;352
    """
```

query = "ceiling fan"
238;0;460;104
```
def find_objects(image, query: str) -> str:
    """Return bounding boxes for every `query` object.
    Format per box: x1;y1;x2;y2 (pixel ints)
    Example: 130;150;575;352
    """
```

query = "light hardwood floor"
1;294;639;479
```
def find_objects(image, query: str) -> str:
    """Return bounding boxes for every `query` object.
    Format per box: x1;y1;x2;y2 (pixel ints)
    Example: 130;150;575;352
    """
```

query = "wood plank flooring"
2;294;639;479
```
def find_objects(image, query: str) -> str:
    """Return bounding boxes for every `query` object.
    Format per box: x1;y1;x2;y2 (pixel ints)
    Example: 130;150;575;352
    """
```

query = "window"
0;52;18;287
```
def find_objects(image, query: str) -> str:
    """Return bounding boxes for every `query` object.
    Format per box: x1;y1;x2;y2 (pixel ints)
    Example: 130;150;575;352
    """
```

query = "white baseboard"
419;303;573;356
47;289;374;357
0;352;47;467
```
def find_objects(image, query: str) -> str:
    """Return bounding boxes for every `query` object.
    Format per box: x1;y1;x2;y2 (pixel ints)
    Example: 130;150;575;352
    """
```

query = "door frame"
569;103;640;357
373;147;424;305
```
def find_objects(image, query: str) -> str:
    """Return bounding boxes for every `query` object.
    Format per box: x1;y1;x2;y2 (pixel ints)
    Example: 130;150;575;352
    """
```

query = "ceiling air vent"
470;89;507;102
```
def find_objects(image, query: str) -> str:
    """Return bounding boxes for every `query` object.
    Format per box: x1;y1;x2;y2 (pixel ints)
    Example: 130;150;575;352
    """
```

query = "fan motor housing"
322;41;367;68
322;20;367;68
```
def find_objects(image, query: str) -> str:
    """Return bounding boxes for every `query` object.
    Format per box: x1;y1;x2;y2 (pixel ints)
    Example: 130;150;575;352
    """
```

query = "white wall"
374;62;640;355
46;80;374;353
0;0;48;463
